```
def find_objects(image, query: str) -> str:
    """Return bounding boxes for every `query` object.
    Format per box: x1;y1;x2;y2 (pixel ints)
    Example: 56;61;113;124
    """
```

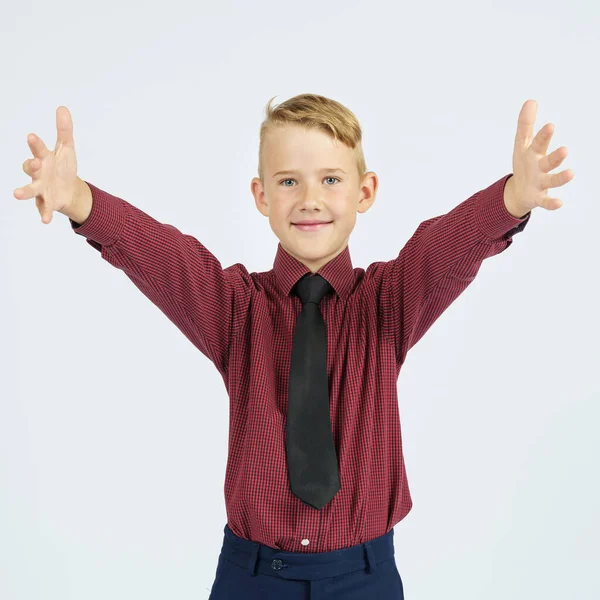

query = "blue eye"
280;177;341;186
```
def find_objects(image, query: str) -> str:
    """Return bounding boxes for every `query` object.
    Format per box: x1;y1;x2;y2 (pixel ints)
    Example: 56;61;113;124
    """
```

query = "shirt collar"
272;242;355;300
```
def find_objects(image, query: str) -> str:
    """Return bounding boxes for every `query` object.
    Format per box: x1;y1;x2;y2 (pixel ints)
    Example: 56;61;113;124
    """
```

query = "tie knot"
293;274;333;305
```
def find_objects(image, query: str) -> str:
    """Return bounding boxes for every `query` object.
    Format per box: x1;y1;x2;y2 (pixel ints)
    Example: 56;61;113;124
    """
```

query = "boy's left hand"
504;99;575;218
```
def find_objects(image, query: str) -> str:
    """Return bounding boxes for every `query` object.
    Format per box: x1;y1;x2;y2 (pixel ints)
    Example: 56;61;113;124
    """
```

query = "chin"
291;242;342;262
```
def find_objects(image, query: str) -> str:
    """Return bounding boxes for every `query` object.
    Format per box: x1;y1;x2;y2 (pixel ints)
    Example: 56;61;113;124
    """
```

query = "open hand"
14;106;78;225
506;100;575;215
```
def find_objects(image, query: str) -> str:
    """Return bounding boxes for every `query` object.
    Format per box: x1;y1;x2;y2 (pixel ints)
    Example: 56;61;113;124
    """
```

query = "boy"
14;94;573;599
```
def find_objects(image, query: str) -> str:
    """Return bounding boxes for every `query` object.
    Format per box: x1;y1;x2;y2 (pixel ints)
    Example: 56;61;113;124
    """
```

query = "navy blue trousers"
208;523;405;599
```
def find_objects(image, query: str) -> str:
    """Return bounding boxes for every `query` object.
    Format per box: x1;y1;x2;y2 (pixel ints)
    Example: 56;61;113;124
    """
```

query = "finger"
55;106;75;150
22;157;41;176
530;122;555;156
27;133;50;160
542;168;575;190
541;197;563;210
540;146;568;173
514;99;538;152
14;180;42;200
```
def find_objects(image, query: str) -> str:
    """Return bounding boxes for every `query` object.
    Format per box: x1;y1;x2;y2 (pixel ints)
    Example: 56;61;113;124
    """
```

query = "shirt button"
301;539;310;546
271;559;283;570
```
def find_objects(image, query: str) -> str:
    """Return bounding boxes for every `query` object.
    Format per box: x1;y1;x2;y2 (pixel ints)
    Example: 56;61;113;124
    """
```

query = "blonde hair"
257;93;367;185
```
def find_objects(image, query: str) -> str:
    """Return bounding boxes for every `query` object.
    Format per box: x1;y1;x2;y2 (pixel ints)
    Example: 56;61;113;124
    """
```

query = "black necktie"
286;273;341;510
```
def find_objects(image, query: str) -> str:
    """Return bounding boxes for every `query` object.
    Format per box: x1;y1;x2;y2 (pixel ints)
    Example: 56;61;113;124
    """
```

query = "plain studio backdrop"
1;0;598;598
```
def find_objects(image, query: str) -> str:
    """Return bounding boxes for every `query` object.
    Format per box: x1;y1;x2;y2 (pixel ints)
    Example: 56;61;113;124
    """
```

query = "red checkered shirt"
70;173;530;553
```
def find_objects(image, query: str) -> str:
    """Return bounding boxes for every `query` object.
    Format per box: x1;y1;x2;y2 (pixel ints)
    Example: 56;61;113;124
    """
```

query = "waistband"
218;523;395;581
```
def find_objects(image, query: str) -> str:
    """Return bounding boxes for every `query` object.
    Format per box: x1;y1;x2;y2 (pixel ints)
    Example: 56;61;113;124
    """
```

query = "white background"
1;0;598;598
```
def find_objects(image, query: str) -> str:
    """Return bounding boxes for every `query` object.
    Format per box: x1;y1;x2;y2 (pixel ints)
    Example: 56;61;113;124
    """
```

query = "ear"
357;172;378;214
251;177;269;217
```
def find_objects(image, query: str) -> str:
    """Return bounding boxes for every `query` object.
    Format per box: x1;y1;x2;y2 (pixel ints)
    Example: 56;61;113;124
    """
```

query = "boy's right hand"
14;106;78;225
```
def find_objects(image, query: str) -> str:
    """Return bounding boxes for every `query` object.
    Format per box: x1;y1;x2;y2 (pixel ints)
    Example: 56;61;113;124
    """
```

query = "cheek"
335;205;357;225
338;213;358;237
268;207;289;229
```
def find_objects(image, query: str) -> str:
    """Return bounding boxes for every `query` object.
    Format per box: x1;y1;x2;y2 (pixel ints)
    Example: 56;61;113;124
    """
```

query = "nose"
298;185;324;210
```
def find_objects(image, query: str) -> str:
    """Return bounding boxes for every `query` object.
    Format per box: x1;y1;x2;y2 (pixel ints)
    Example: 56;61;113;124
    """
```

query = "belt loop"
246;543;260;576
364;541;377;574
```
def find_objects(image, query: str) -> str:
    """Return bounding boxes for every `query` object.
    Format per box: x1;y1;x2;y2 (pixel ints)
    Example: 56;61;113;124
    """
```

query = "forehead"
264;125;353;171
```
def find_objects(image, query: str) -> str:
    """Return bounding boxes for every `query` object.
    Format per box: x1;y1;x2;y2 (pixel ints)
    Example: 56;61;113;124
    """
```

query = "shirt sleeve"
69;181;252;376
377;173;531;369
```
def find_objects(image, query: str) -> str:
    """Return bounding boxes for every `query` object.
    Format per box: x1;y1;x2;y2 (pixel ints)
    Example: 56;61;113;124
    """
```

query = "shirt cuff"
69;181;129;247
474;173;531;240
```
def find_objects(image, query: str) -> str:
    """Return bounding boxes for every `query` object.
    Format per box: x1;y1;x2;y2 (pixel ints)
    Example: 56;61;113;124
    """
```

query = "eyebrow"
272;168;347;177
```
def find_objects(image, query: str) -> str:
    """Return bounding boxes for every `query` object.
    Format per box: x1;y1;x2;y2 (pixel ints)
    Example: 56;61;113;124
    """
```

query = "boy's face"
251;125;378;273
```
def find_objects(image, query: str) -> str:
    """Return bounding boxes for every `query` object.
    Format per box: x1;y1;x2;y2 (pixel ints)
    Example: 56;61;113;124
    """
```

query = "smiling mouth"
292;222;332;232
